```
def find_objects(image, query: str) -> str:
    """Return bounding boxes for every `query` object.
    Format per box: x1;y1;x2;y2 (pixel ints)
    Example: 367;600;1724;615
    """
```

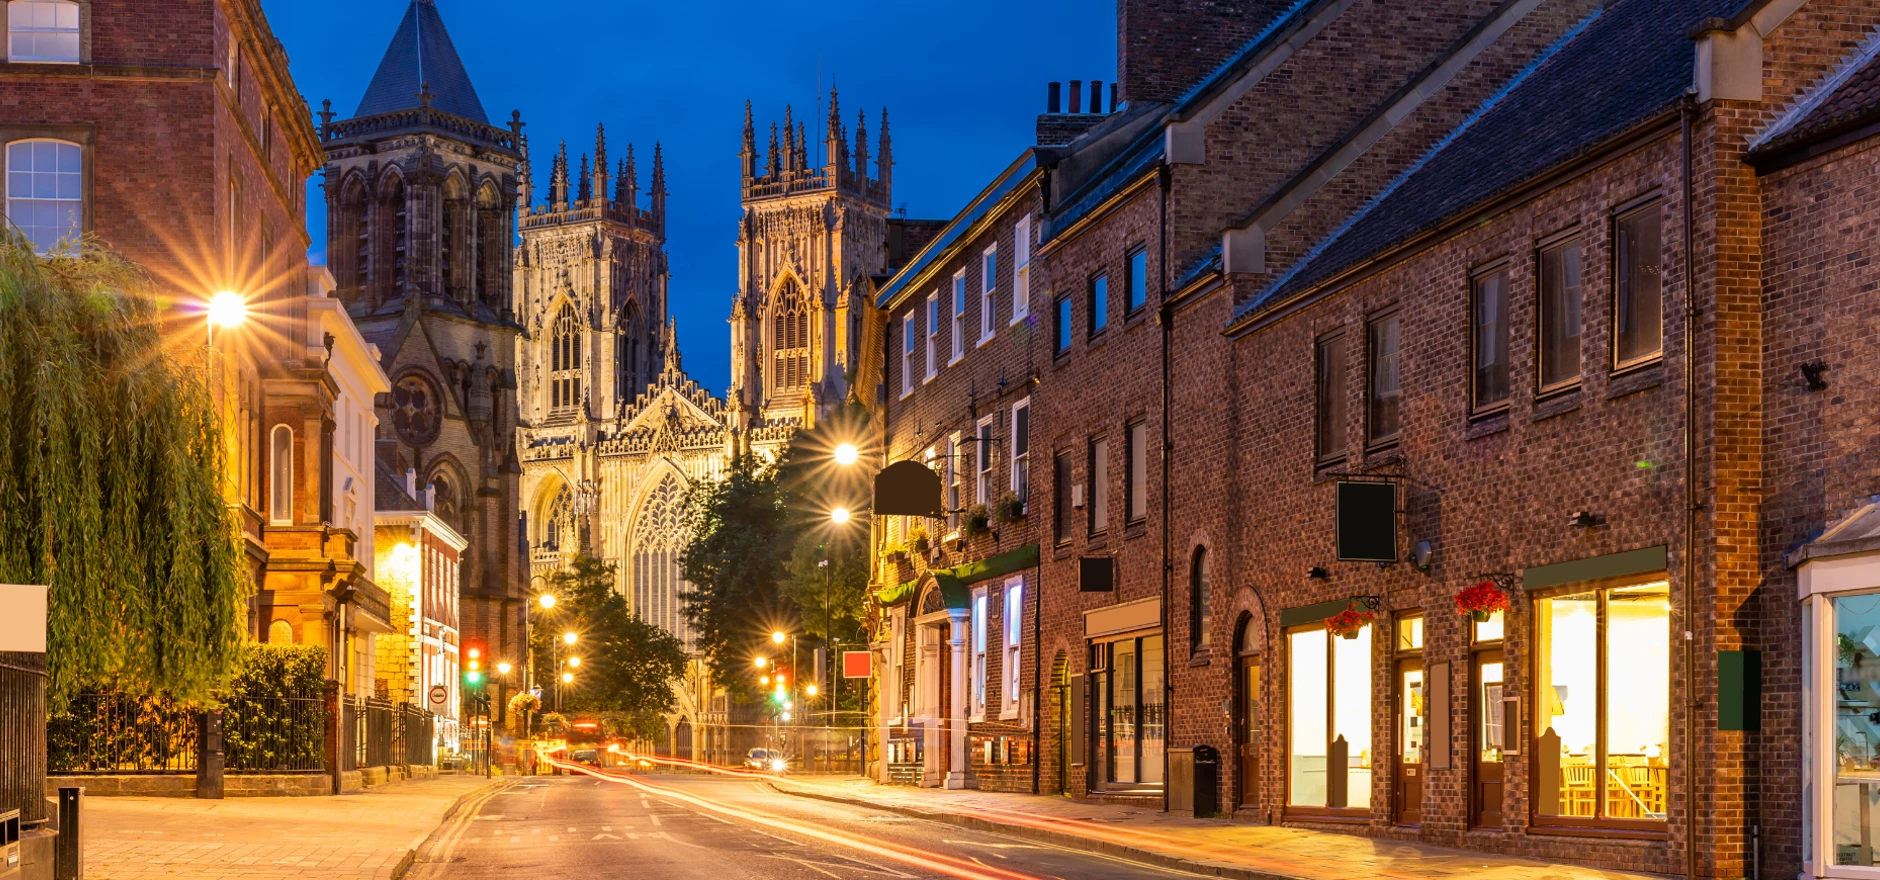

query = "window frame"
269;424;294;525
1190;546;1211;653
945;431;963;537
925;292;940;382
1054;293;1072;357
1284;620;1375;817
979;244;998;345
4;136;84;255
1002;578;1023;719
1052;448;1072;546
1536;233;1585;394
951;269;967;364
1470;262;1512;415
1610;199;1666;372
1087;435;1109;537
1314;330;1348;466
975;415;996;506
971;586;989;722
1011;216;1032;324
1088;273;1110;338
7;0;82;65
1126;246;1148;315
1125;419;1148;524
1010;397;1030;503
1365;309;1403;449
900;309;916;399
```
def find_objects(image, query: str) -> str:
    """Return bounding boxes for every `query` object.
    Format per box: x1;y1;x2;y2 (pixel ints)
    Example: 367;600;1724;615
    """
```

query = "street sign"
843;651;871;679
0;585;47;652
429;684;448;706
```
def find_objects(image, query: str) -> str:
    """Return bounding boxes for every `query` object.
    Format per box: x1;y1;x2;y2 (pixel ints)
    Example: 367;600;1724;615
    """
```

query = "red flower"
1455;581;1511;615
1324;606;1376;638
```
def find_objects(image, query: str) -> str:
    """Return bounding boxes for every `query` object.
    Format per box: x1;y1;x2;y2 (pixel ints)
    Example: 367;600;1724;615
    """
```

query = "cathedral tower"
319;0;527;678
732;89;894;429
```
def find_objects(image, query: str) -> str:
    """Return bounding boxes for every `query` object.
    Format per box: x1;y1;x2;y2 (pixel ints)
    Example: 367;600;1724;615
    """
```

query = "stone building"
318;0;528;712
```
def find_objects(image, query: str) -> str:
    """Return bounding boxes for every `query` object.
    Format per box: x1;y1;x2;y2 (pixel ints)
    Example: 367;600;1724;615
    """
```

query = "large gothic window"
631;472;694;651
771;280;810;395
476;180;504;308
374;173;407;302
550;302;583;414
543;484;574;551
442;173;471;303
619;301;643;404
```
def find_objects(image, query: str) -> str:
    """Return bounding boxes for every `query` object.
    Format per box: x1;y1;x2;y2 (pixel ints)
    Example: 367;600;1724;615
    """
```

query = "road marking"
943;841;1040;850
601;825;611;831
510;836;520;843
567;826;577;832
648;813;661;826
628;833;640;840
549;835;559;841
593;833;621;840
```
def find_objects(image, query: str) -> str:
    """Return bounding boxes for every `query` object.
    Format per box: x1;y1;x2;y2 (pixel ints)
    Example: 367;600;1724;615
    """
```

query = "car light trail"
543;756;1046;880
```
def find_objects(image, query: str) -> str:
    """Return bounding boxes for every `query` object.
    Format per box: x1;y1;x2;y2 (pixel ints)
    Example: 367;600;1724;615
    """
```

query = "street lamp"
754;656;768;668
833;443;859;466
564;632;579;646
206;291;246;347
830;507;851;525
567;656;581;668
771;631;786;645
561;672;574;684
539;593;557;610
497;662;512;676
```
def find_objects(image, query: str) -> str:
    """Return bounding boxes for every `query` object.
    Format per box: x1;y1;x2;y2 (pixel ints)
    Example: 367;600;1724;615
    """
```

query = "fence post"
52;786;80;879
323;681;341;795
194;710;223;799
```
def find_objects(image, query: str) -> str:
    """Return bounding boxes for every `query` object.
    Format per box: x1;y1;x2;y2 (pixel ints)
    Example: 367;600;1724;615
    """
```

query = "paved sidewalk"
771;776;1666;880
80;774;506;880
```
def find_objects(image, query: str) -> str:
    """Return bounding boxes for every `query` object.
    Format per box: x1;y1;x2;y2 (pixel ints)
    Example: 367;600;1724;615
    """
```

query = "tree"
531;555;686;740
679;454;793;693
0;237;247;704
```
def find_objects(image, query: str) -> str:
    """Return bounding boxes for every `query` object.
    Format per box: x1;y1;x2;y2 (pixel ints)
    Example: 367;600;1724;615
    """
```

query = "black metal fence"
0;652;47;826
394;703;434;766
223;696;326;772
47;692;198;773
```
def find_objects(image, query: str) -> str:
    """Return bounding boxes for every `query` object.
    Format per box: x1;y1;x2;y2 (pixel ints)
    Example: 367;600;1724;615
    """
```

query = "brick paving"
772;775;1670;880
77;775;504;880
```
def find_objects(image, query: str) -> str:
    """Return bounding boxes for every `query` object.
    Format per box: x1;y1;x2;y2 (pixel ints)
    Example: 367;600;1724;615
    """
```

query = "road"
409;772;1203;880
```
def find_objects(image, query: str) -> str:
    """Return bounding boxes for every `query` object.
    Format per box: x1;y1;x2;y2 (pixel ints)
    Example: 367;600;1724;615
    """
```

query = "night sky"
267;0;1115;396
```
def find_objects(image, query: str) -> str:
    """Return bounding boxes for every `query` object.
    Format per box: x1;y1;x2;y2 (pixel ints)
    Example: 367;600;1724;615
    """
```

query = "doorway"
1235;617;1261;810
1393;614;1425;825
1052;653;1071;796
1472;647;1505;827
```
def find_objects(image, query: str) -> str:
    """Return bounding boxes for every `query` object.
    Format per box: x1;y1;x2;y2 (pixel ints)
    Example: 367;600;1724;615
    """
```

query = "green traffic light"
772;687;786;702
466;671;482;685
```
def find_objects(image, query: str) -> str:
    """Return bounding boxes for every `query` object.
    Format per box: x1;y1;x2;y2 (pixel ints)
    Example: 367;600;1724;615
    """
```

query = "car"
571;748;601;768
743;748;787;773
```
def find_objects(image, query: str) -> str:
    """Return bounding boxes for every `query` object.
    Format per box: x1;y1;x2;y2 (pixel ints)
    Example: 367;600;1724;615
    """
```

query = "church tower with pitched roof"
319;0;528;684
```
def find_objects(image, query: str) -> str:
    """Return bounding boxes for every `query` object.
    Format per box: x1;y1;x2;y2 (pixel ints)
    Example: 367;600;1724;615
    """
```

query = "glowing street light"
806;684;819;697
833;443;859;466
760;675;770;685
207;291;247;329
567;656;581;668
754;656;768;668
539;594;557;610
496;662;512;676
771;631;787;645
564;632;578;646
830;507;851;525
561;672;574;684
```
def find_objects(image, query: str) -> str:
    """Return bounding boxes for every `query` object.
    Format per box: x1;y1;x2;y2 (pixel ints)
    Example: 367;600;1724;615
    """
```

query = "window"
1190;547;1210;651
1089;274;1109;336
975;416;995;505
1012;216;1032;323
971;588;989;721
951;270;966;363
1093;635;1166;788
1054;294;1072;355
1367;312;1401;445
944;432;962;535
1125;420;1147;522
1287;620;1373;810
925;293;939;380
1532;580;1670;826
1613;204;1663;367
1088;436;1109;535
1126;247;1148;313
229;169;242;276
1010;398;1030;502
980;245;997;343
1472;267;1510;410
550;303;583;413
269;425;293;525
771;290;810;393
1002;579;1023;718
1315;332;1347;463
1053;450;1072;545
1538;238;1584;389
901;310;915;398
5;139;80;254
8;1;79;64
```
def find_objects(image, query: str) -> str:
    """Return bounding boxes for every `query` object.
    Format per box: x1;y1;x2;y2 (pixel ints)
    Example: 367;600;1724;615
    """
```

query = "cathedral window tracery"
770;278;810;395
543;484;574;551
631;472;693;651
550;302;583;414
390;372;442;446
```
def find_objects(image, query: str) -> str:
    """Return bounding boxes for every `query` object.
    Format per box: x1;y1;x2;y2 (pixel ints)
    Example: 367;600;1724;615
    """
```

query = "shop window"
1288;622;1373;811
1829;593;1880;866
1532;580;1670;827
1093;634;1165;789
1538;237;1583;389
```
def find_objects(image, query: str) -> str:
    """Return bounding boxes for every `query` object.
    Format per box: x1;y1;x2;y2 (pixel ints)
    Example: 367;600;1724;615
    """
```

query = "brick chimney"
1118;0;1296;105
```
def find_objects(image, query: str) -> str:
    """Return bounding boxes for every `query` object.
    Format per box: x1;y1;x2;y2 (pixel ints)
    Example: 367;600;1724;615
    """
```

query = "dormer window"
8;1;79;64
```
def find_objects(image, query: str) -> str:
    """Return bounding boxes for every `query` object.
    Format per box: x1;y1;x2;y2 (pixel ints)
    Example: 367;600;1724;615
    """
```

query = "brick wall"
1118;0;1295;105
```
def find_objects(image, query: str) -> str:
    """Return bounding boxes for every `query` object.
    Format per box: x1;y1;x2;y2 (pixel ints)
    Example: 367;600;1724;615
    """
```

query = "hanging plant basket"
1324;605;1376;640
1455;580;1512;621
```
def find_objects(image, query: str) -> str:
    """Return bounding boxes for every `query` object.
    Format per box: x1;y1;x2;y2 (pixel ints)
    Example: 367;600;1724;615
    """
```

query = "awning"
873;544;1040;612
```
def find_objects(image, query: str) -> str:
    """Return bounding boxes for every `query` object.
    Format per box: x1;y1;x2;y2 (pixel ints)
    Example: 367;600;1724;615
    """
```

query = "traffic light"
465;645;483;686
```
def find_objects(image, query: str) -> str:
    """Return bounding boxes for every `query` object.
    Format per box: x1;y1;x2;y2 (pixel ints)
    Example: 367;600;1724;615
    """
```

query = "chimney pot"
1110;82;1119;113
1068;80;1083;114
1047;82;1061;114
1090;80;1103;114
405;468;417;500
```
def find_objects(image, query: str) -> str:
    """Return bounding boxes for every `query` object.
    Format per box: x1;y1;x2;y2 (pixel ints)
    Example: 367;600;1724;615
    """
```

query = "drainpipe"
1679;87;1699;880
1157;161;1173;815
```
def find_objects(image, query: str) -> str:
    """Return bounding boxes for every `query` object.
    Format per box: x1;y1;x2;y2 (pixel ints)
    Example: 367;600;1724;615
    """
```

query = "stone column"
946;612;969;789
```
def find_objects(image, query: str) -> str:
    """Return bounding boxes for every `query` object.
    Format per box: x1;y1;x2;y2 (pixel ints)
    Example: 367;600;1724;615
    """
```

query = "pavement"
767;775;1670;880
80;773;506;880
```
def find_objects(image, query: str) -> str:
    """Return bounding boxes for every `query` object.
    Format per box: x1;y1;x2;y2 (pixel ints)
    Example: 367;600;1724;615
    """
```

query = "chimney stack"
1090;81;1103;115
405;468;417;501
1047;82;1061;114
1110;82;1120;113
1069;80;1083;114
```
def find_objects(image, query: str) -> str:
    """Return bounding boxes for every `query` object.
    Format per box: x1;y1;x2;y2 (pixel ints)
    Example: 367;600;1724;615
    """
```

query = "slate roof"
876;150;1039;310
355;0;489;124
1750;32;1880;161
375;459;424;512
1241;0;1753;321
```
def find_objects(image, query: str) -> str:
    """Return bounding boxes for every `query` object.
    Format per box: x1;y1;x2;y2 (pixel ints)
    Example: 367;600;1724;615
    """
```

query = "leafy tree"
679;454;793;693
531;555;686;740
0;237;247;704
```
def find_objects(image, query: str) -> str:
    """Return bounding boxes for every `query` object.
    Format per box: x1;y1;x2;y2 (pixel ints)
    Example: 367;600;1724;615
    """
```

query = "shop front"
1795;504;1880;877
1084;597;1165;795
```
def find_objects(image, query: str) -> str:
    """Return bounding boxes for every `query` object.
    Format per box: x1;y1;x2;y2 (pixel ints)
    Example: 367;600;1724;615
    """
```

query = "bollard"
195;710;224;800
52;787;79;880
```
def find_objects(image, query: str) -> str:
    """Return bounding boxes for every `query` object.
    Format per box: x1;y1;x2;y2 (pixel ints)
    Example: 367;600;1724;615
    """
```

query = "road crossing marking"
592;833;621;840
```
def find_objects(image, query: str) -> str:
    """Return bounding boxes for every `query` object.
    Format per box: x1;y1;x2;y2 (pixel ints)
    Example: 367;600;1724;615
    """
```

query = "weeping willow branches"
0;234;248;704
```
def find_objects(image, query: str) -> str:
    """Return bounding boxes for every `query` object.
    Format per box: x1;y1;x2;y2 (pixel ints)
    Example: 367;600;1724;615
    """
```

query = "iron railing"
223;696;326;773
47;692;198;774
0;652;47;826
363;698;394;769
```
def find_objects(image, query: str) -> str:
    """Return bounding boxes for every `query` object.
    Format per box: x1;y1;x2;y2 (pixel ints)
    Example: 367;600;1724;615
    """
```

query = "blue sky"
267;0;1115;395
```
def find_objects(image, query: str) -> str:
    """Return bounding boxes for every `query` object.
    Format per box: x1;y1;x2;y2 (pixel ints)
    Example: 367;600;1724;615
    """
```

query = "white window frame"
1002;577;1023;719
945;431;962;536
269;424;294;525
8;1;80;65
5;138;82;255
979;244;997;345
950;270;967;364
1010;397;1030;503
924;292;939;382
900;309;915;399
1011;215;1031;324
970;586;989;722
974;415;996;505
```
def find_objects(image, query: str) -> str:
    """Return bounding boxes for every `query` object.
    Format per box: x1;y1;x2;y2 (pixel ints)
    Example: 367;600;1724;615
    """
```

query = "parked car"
571;748;601;768
743;748;787;773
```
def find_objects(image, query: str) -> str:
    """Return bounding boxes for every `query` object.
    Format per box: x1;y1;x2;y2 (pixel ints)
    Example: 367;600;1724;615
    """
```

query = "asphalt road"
409;772;1204;880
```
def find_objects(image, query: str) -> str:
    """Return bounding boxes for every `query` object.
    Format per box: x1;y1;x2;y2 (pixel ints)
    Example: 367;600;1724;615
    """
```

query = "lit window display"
1832;593;1880;866
1289;623;1373;811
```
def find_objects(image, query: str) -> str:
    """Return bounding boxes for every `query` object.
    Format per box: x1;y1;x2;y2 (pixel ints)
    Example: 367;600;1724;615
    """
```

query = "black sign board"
1078;556;1115;592
874;460;944;517
1335;480;1398;562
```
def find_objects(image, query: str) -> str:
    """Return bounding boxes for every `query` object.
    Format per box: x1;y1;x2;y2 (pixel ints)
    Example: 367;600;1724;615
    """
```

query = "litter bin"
1192;745;1220;818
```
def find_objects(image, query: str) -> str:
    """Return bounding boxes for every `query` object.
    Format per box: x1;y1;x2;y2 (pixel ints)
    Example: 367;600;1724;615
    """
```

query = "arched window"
267;619;294;644
771;280;810;394
8;1;78;63
375;173;406;301
631;472;695;651
269;424;293;525
429;474;458;530
1191;546;1211;651
441;173;470;302
543;484;573;550
334;175;369;296
475;181;504;307
550;303;583;413
5;139;80;254
618;301;642;401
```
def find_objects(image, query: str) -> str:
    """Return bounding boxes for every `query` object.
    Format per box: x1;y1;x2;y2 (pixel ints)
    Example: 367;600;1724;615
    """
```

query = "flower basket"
963;504;992;539
1324;605;1375;639
994;492;1027;523
908;527;931;557
1455;580;1511;622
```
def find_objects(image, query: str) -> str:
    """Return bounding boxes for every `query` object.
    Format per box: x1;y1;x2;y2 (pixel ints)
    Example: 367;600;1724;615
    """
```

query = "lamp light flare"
567;656;581;668
497;662;512;675
806;684;819;696
772;631;787;644
754;656;768;668
207;291;247;328
564;632;578;645
539;594;557;609
831;507;851;525
833;443;859;466
561;672;574;683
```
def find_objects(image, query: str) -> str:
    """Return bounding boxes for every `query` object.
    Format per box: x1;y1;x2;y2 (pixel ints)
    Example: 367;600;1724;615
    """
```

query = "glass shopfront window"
1831;593;1880;868
1532;580;1670;828
1288;622;1373;813
1093;634;1166;789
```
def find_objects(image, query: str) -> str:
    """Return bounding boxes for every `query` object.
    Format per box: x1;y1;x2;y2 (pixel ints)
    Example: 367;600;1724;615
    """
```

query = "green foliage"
0;235;247;704
531;555;687;734
680;454;795;692
224;642;326;700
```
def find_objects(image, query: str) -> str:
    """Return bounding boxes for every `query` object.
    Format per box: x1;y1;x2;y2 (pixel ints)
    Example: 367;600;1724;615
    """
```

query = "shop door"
1395;658;1425;824
1237;657;1261;808
1472;650;1505;827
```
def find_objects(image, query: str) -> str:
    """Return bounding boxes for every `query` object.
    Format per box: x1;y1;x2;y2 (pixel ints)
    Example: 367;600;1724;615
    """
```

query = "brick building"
865;0;1880;876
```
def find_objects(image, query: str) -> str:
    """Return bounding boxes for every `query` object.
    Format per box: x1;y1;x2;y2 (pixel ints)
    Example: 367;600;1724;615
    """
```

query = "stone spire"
621;144;638;210
741;100;757;182
767;122;781;178
782;105;796;173
550;140;569;210
592;124;609;206
853;110;869;182
796;120;808;172
577;153;591;203
877;109;892;194
826;85;846;173
663;317;682;374
517;132;533;213
650;143;667;227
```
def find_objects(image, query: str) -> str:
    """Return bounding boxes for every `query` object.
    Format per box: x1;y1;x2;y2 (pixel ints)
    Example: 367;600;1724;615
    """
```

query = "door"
1472;650;1505;827
1054;671;1071;795
1395;658;1425;824
1237;656;1261;808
